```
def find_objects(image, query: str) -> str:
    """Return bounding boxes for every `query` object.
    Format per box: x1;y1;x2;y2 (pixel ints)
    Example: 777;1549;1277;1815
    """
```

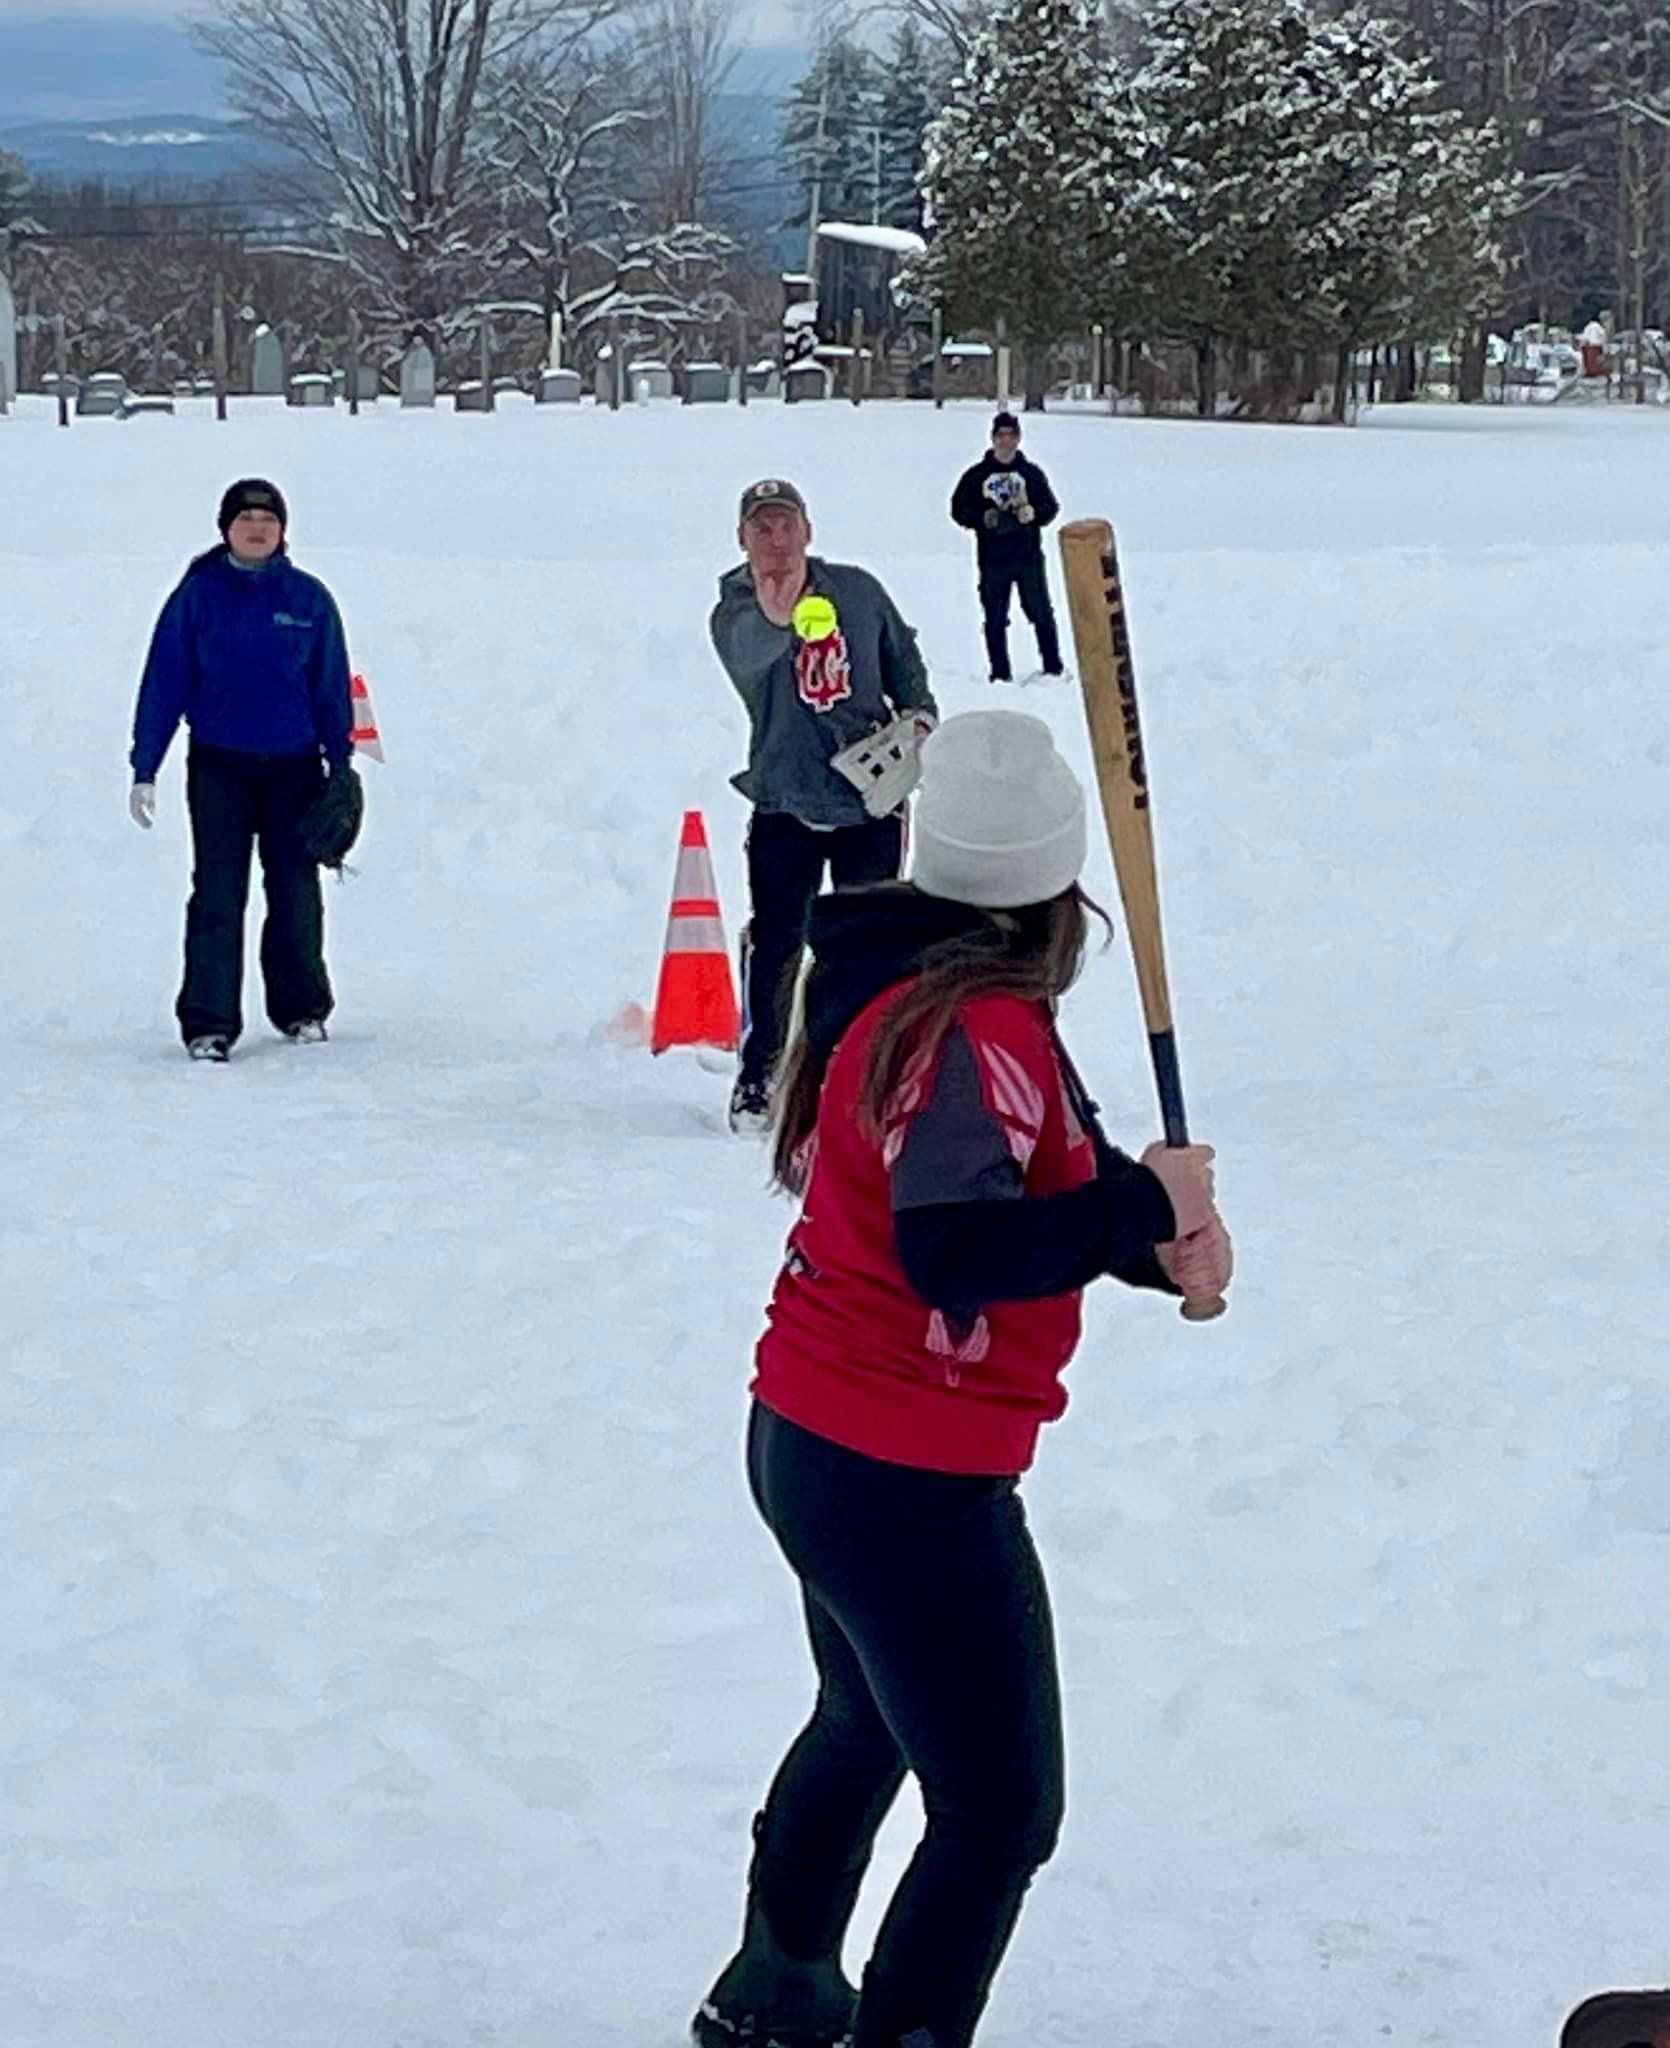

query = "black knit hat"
991;411;1021;438
218;477;288;538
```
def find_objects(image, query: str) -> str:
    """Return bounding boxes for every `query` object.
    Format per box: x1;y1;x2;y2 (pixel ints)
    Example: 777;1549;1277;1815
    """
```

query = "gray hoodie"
710;556;938;828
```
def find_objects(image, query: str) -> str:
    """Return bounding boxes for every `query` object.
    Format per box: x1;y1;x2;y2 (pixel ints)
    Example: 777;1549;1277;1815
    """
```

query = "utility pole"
871;127;882;227
805;81;828;282
212;272;228;422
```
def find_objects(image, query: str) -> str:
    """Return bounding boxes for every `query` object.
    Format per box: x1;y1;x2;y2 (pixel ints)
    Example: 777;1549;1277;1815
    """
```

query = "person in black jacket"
950;413;1064;685
128;478;357;1063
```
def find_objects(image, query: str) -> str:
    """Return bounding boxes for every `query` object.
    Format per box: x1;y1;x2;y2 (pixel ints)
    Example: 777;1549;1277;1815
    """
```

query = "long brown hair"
771;884;1106;1194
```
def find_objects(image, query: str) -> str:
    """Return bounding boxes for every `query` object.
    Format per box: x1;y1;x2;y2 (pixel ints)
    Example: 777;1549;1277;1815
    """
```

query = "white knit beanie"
911;710;1088;910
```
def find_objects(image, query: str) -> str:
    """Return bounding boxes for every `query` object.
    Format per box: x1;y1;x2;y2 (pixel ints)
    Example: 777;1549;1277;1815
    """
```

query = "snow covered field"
2;391;1668;2048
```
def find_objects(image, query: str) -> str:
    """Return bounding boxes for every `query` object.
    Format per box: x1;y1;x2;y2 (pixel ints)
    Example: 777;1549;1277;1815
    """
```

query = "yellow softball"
793;593;838;643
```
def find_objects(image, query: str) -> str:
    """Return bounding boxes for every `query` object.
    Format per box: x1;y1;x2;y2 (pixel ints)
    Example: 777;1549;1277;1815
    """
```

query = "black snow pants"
744;1401;1065;2048
177;742;331;1046
979;550;1062;681
739;808;904;1089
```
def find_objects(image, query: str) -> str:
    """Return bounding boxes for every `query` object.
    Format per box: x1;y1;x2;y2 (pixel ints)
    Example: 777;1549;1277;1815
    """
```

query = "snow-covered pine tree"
0;149;39;251
1231;6;1514;415
874;22;955;233
1121;0;1321;413
781;36;887;234
1123;0;1511;416
914;0;1126;408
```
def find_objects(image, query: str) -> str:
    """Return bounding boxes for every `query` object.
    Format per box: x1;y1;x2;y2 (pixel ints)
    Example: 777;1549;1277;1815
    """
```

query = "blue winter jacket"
130;546;354;783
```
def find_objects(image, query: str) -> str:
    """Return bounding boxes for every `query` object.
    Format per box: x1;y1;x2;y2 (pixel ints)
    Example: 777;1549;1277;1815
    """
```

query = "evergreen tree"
0;149;35;240
781;35;886;233
1123;0;1512;413
914;0;1127;406
875;22;954;232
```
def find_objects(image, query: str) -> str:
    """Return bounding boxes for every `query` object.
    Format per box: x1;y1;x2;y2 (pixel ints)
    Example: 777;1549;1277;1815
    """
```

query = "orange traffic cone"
651;810;741;1056
350;672;385;762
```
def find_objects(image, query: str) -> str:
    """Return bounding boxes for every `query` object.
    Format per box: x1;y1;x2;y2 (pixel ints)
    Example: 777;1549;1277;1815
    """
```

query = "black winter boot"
692;1816;861;2048
690;1893;857;2048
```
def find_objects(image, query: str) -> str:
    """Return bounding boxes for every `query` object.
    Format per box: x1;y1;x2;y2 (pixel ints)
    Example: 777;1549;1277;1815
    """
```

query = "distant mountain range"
1;17;801;253
0;113;294;188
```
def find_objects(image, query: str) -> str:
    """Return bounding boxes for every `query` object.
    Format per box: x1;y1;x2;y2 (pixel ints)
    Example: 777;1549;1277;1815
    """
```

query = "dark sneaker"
728;1077;771;1136
187;1035;230;1063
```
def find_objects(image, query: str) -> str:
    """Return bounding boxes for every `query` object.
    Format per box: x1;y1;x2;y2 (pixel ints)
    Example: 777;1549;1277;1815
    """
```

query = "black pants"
740;808;904;1087
979;552;1062;681
745;1403;1064;2048
177;743;331;1046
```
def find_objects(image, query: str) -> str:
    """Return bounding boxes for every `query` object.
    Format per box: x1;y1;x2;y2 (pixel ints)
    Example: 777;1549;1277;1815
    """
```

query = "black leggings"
745;1402;1064;2048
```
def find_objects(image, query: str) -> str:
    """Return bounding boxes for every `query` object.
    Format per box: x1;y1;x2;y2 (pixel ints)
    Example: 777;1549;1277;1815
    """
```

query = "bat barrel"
1059;514;1227;1327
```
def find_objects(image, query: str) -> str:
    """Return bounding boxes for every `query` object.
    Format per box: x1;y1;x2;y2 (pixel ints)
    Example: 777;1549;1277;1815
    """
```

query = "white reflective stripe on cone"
664;916;728;953
673;844;716;897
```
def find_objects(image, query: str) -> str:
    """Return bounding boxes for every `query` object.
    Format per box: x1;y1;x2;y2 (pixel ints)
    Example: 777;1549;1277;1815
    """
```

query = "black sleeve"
1029;462;1060;528
889;1027;1175;1318
950;464;985;531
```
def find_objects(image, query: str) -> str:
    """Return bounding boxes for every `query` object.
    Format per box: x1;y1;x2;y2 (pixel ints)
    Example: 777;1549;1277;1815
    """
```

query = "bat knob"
1179;1294;1227;1324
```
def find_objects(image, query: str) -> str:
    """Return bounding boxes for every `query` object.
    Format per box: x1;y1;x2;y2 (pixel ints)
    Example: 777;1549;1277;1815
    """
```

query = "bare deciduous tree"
632;0;740;227
483;44;645;332
192;0;617;334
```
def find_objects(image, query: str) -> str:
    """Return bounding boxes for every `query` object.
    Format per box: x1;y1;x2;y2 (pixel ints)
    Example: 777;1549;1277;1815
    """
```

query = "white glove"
1016;504;1036;525
130;782;156;830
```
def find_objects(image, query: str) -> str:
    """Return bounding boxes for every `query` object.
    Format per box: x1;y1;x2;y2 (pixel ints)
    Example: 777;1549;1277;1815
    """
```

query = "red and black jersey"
753;893;1177;1476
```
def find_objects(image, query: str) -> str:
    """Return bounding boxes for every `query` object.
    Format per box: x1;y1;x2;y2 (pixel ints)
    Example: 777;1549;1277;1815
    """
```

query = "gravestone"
289;373;334;408
784;360;829;404
684;362;728;404
173;379;196;399
77;371;129;416
454;379;491;413
626;360;673;400
400;339;436;408
251;326;286;396
333;364;379;402
536;367;581;404
0;270;16;413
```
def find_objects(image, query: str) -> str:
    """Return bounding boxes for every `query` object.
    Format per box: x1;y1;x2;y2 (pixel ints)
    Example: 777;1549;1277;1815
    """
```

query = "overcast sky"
6;0;800;29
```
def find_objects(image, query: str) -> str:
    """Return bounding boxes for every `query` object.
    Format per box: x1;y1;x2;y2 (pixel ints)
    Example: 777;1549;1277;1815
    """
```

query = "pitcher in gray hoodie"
711;477;938;1132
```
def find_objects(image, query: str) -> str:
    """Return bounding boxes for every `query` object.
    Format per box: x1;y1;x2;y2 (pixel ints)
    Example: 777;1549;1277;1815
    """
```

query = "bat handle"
1150;1038;1229;1323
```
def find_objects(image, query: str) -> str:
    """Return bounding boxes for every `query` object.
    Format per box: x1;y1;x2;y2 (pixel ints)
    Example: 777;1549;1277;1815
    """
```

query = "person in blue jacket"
129;478;357;1062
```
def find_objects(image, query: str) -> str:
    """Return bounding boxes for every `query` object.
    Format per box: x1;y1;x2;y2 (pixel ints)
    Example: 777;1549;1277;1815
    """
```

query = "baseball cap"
739;477;808;523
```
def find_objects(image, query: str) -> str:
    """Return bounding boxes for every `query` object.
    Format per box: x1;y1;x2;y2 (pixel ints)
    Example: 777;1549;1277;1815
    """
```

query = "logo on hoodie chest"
795;629;852;713
271;611;314;631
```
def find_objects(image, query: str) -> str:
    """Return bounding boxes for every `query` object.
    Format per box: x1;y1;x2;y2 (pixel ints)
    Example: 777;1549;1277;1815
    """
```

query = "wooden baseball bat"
1058;516;1226;1324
